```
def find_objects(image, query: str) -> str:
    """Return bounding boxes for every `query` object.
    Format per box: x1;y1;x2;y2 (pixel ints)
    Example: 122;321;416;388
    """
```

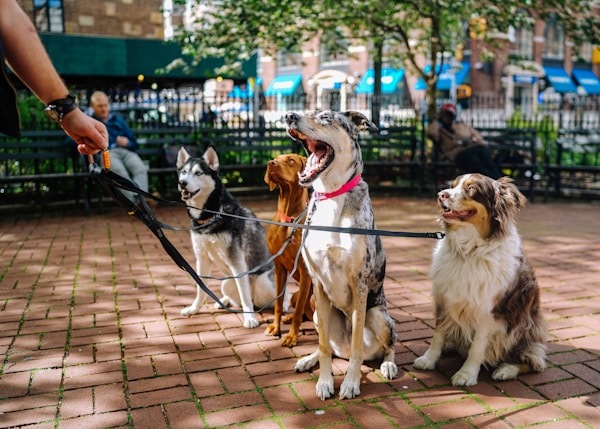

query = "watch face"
44;95;77;122
44;106;60;122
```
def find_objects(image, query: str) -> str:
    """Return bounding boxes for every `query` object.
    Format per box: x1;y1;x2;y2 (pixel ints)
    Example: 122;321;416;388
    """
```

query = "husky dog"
285;110;398;400
176;146;283;328
414;174;546;386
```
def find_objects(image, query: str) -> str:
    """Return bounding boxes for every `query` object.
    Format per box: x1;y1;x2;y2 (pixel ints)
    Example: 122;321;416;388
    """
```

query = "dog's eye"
194;171;203;176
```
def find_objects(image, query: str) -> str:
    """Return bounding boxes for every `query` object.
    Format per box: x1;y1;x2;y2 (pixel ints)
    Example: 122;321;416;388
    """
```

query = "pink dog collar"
314;173;362;201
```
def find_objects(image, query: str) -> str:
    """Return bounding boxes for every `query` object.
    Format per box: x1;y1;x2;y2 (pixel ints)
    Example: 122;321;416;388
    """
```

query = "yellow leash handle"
102;150;111;169
87;150;111;169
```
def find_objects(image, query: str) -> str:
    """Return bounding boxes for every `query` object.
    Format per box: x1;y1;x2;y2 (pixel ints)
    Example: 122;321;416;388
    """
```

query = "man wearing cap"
427;103;501;179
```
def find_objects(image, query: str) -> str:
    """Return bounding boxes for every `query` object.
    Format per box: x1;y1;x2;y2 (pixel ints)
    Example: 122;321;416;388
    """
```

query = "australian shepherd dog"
414;174;546;386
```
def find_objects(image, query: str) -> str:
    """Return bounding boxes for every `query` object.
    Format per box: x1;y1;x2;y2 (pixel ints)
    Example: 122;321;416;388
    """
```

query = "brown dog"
264;154;313;347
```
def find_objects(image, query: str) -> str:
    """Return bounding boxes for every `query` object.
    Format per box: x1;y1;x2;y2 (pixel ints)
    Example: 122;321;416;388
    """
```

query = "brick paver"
1;195;600;428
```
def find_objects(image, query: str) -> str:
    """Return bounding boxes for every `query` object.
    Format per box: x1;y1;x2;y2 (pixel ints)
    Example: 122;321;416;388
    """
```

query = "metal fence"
18;86;600;132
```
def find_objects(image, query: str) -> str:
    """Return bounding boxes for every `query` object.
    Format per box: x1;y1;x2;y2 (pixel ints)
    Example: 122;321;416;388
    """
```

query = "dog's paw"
281;333;298;348
243;315;260;329
294;353;319;373
264;323;280;337
282;314;293;324
338;377;360;400
380;361;398;380
492;363;519;381
316;376;335;401
451;370;478;386
181;305;200;316
414;355;437;371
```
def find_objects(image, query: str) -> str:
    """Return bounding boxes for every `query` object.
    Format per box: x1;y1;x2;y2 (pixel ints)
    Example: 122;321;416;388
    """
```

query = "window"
543;14;565;60
509;10;533;60
33;0;64;33
276;49;302;70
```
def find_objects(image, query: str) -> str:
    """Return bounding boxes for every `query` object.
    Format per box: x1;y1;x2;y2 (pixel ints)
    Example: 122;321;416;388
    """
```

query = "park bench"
544;128;600;200
196;127;301;188
195;125;424;192
430;127;538;200
0;127;197;213
0;129;92;213
359;125;424;192
133;126;196;193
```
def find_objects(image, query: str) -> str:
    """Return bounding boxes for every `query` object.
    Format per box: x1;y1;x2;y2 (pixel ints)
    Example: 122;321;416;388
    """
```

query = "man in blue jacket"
89;91;149;204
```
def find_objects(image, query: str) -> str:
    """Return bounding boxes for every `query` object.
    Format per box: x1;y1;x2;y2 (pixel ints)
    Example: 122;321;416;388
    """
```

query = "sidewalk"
1;196;599;428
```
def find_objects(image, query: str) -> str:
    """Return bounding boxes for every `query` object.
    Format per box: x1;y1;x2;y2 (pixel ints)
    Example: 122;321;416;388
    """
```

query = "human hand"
116;136;129;147
61;109;108;155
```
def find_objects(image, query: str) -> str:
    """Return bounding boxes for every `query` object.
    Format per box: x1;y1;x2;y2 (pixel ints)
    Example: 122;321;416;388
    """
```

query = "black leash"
89;162;251;313
89;160;445;239
89;159;444;314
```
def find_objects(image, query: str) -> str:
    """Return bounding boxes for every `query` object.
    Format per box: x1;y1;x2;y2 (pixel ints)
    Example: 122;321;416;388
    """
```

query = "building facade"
260;9;600;121
17;0;164;39
14;1;600;125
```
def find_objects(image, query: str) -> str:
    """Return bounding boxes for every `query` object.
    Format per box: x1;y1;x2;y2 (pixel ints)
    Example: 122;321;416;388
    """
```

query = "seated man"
81;91;151;204
427;103;501;179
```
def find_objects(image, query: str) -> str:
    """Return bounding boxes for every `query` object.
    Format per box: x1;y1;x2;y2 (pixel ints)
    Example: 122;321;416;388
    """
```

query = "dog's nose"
179;180;187;188
438;190;450;201
285;112;299;124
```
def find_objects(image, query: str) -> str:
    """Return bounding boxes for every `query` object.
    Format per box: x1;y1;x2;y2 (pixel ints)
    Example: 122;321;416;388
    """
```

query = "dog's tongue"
443;209;474;220
299;153;320;182
299;137;329;183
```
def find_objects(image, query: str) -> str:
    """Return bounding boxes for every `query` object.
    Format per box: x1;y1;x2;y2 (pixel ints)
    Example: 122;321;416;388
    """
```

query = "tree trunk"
370;40;383;127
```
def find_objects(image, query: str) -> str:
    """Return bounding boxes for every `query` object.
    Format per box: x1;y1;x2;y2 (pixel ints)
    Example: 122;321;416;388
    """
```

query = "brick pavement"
1;195;599;428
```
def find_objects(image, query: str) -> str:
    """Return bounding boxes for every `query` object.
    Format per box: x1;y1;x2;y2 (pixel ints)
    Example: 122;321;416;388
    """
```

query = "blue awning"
228;78;262;98
543;66;577;93
228;85;251;98
414;62;470;91
264;74;303;96
572;69;600;95
355;68;405;94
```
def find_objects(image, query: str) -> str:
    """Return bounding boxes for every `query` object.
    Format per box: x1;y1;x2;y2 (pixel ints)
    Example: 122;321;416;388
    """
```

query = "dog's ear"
493;177;526;232
344;111;378;131
203;146;220;172
496;177;527;210
176;146;191;169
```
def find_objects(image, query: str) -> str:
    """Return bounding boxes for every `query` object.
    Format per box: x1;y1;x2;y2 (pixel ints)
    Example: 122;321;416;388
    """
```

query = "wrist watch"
44;94;78;122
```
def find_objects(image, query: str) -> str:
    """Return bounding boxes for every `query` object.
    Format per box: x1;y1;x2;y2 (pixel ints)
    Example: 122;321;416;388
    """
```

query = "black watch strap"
44;94;78;122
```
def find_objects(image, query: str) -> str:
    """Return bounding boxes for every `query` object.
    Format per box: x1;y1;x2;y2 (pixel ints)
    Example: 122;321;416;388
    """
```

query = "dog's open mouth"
288;129;334;185
441;205;475;221
180;188;199;201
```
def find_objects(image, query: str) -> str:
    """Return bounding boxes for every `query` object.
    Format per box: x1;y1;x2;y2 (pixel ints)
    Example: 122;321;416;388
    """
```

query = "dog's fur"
414;174;547;386
176;146;282;328
286;110;398;400
264;154;314;347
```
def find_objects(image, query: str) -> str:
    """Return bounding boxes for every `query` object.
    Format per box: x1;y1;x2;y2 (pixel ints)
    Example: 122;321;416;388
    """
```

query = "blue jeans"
104;147;149;203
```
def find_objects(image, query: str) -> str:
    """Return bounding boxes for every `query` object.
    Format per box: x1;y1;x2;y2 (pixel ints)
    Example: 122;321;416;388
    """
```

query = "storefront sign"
513;75;537;85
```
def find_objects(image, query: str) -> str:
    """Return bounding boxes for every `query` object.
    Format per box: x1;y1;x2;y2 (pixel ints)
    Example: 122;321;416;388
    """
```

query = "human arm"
426;120;440;141
464;123;486;146
0;0;107;154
